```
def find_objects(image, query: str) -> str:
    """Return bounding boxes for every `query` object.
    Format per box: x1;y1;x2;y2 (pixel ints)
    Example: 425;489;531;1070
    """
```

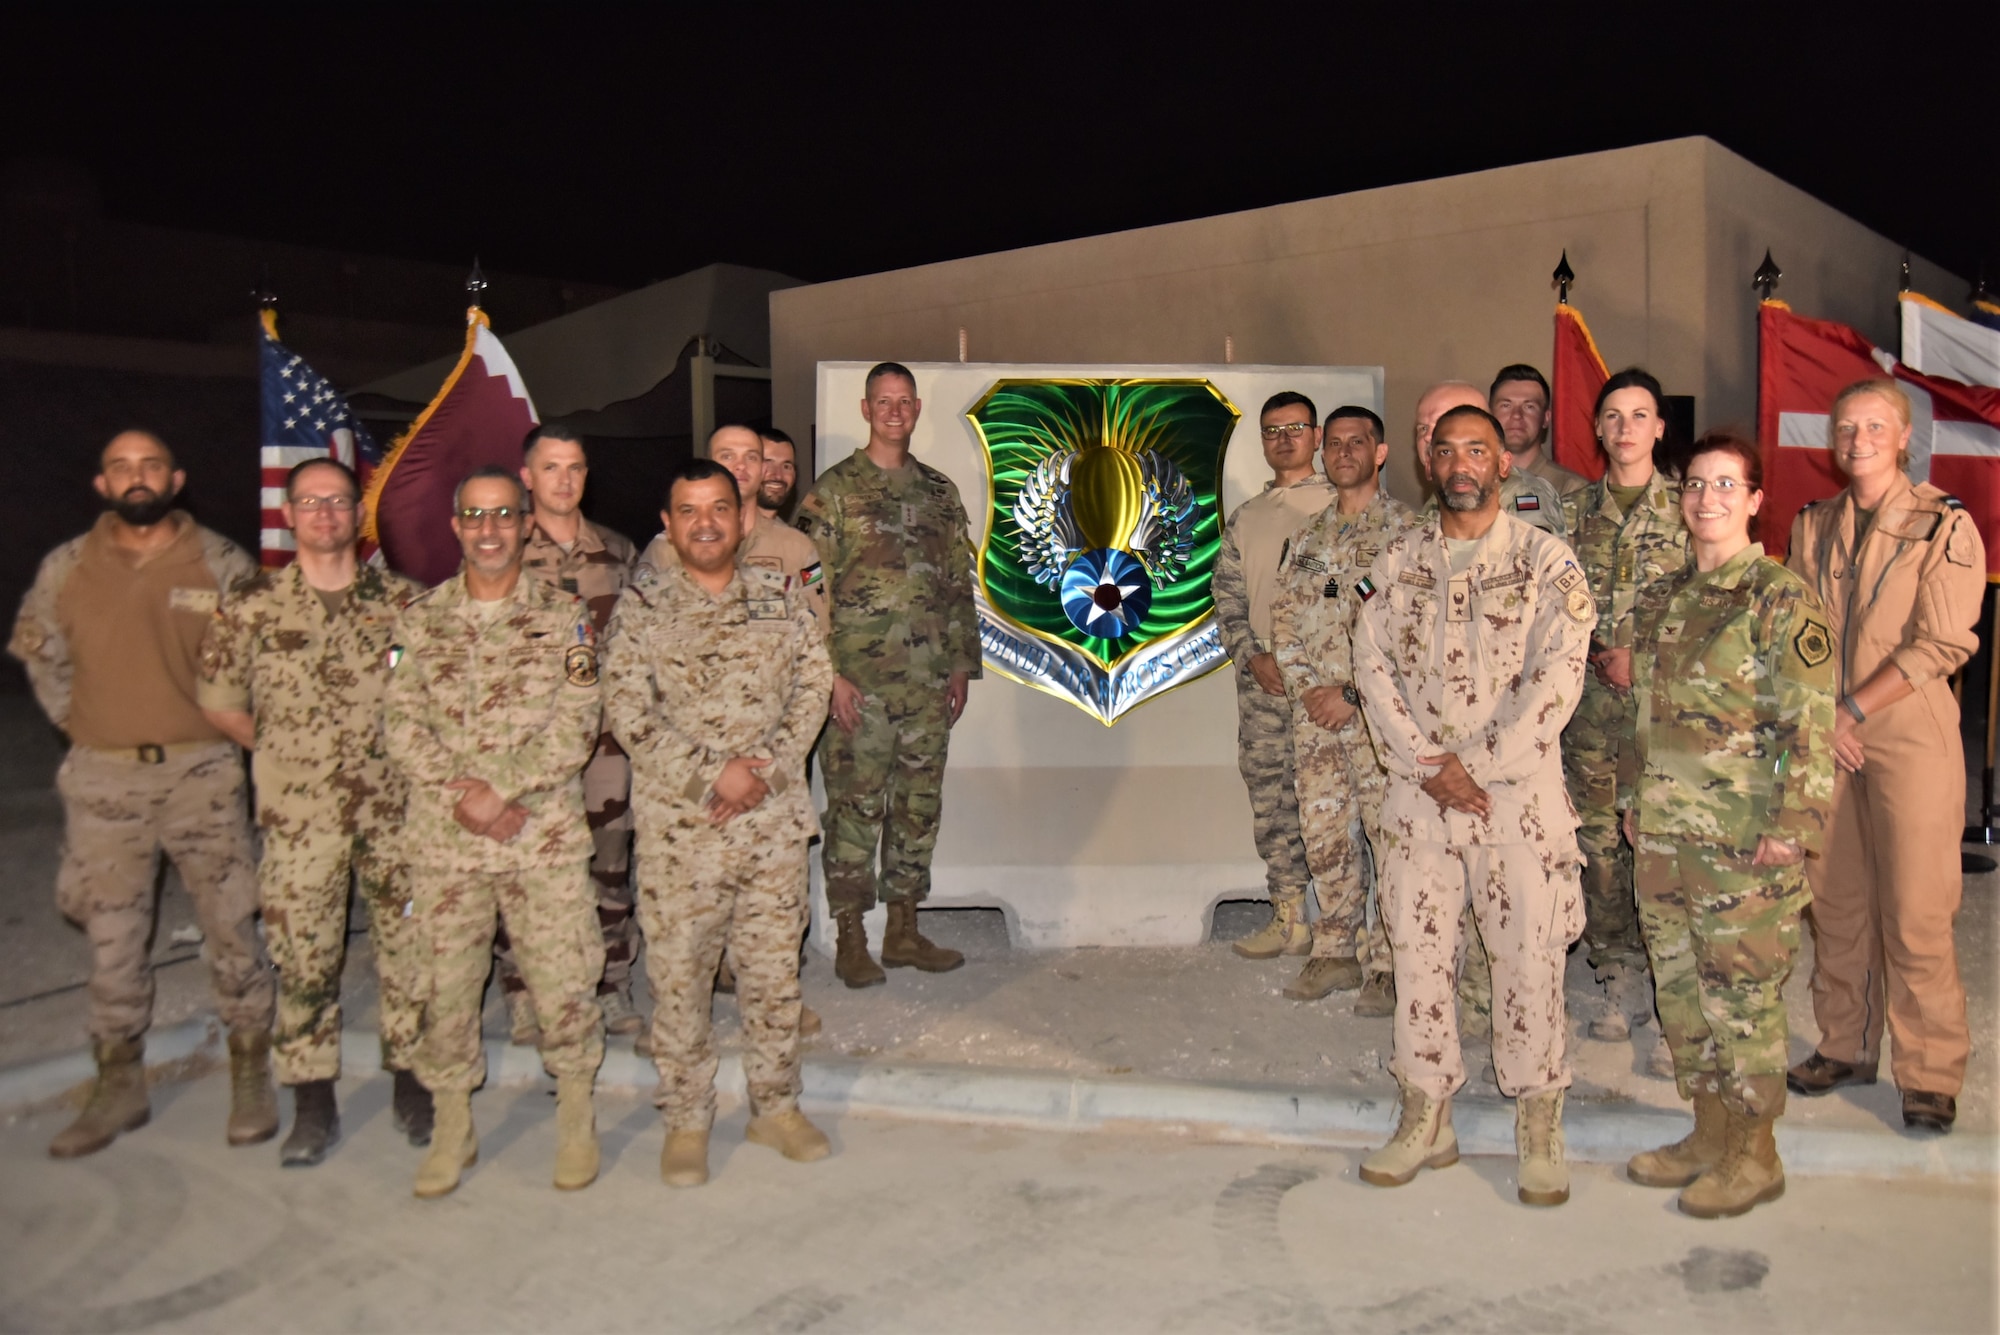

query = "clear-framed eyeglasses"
1680;477;1747;495
291;495;358;511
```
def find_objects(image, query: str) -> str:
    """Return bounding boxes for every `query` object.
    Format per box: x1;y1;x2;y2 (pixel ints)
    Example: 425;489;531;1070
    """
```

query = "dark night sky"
9;8;1998;292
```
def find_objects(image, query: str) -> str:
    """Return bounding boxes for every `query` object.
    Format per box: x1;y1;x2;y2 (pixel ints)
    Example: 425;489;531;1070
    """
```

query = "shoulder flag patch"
1514;494;1541;512
1793;620;1832;669
800;561;823;587
1355;575;1378;601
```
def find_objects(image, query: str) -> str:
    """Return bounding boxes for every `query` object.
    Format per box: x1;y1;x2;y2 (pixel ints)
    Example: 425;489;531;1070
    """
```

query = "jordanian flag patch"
1355;576;1377;601
799;562;823;587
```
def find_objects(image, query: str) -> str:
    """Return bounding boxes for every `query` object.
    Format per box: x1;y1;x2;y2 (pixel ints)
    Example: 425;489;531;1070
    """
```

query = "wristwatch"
1341;684;1361;707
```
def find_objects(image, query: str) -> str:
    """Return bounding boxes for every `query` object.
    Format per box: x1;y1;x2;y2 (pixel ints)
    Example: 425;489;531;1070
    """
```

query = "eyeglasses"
1260;423;1315;439
291;495;357;511
456;506;523;525
1680;477;1748;495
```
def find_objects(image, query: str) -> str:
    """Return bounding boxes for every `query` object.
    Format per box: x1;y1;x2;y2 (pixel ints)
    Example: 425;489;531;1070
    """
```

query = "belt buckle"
136;744;165;765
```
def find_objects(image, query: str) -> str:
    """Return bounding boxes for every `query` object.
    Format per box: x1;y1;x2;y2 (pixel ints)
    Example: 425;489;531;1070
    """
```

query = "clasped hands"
446;778;529;843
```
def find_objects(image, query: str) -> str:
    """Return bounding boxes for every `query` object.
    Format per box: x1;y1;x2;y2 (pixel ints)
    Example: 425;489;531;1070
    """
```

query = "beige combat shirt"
1213;475;1337;662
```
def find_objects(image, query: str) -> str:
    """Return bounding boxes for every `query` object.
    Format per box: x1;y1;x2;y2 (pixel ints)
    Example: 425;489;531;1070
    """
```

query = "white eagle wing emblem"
1012;448;1082;589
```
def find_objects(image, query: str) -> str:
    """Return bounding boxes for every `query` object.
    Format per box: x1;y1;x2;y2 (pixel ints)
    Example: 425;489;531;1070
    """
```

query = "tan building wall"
772;137;1965;505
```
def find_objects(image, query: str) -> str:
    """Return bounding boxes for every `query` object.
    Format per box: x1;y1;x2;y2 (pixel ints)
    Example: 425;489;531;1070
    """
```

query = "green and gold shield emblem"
969;378;1239;723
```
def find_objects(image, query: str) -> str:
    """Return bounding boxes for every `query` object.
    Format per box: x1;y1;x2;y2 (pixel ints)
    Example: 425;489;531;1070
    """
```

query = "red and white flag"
1758;300;2000;576
361;309;538;586
1551;302;1609;481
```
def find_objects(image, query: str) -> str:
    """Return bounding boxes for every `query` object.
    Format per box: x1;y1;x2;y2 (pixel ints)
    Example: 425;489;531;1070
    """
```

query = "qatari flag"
362;311;538;585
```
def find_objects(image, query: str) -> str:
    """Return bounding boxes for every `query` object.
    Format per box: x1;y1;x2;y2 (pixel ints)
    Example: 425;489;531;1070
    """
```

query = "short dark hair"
1324;406;1384;441
661;457;740;511
758;426;796;449
1681;429;1764;537
864;362;917;395
286;456;359;500
524;422;586;457
453;464;524;510
1593;366;1665;420
1431;404;1506;443
1489;364;1550;403
1260;391;1316;423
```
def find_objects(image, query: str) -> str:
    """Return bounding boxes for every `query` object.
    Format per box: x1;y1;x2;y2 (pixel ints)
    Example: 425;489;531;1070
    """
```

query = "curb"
5;1019;1993;1181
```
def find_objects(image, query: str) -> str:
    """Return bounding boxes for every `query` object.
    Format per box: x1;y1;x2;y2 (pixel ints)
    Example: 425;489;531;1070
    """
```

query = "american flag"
259;310;380;566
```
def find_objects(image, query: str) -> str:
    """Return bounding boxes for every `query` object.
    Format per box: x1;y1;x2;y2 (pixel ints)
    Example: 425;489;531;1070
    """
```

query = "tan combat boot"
661;1128;709;1187
48;1037;150;1159
835;908;887;988
1353;971;1395;1018
1360;1081;1458;1186
1285;955;1364;1001
881;901;964;972
800;1004;823;1037
1678;1098;1785;1219
552;1074;599;1191
1231;895;1311;960
1628;1079;1728;1188
506;990;542;1047
226;1030;280;1146
1515;1089;1570;1206
414;1091;477;1198
745;1108;833;1162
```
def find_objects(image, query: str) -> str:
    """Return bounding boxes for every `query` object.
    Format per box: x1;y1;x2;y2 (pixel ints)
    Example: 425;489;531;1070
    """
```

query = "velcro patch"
1355;575;1378;601
565;643;599;687
1552;565;1586;595
1397;569;1435;591
1794;620;1832;669
800;562;823;586
1514;494;1541;512
169;587;219;614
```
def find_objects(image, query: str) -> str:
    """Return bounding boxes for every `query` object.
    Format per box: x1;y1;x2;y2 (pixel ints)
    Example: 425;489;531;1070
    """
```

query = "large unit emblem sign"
970;378;1239;724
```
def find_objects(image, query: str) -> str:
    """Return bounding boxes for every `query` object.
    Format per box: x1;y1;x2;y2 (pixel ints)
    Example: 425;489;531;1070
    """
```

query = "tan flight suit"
1788;474;1985;1096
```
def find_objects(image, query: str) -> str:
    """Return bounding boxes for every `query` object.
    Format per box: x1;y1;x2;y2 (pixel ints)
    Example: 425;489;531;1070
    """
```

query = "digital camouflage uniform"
1352;513;1591;1102
795;452;981;913
381;572;605;1096
1623;544;1835;1118
196;562;425;1084
9;513;273;1044
494;516;638;1003
1213;477;1335;917
1269;490;1414;974
603;560;831;1131
637;517;830;639
1559;472;1688;976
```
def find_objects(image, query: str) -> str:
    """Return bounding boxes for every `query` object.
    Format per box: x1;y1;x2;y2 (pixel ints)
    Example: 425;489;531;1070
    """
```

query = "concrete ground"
2;1075;1994;1334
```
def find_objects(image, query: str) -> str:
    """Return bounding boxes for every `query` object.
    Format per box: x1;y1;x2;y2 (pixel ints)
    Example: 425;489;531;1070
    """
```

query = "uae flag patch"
1355;575;1378;601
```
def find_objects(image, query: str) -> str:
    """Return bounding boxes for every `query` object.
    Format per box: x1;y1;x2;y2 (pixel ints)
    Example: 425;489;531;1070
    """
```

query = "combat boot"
1678;1102;1785;1219
226;1030;280;1146
48;1037;149;1159
835;908;887;987
1285;955;1363;1000
598;984;643;1036
413;1091;477;1198
279;1080;340;1167
1230;895;1311;960
1628;1080;1727;1188
1360;1082;1457;1186
881;900;964;972
1515;1089;1569;1206
552;1073;599;1191
800;1003;823;1037
745;1108;833;1162
391;1068;434;1147
506;990;542;1047
661;1129;709;1187
1353;972;1396;1018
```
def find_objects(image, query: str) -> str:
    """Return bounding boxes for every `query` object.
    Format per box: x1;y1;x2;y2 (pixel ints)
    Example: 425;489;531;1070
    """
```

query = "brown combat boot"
552;1073;599;1191
834;908;887;988
1678;1089;1786;1219
1628;1079;1728;1188
1353;972;1395;1018
745;1108;833;1162
391;1067;434;1147
800;1003;823;1037
414;1091;477;1198
48;1037;150;1159
880;900;964;972
278;1079;340;1167
226;1030;280;1146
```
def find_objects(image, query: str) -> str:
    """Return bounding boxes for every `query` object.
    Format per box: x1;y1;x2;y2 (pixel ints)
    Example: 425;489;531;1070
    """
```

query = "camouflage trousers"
1235;667;1310;903
258;817;424;1084
55;743;273;1044
818;683;949;913
411;860;605;1095
495;732;635;998
1635;835;1806;1118
1380;836;1581;1101
1292;713;1389;970
637;822;807;1131
1563;679;1647;974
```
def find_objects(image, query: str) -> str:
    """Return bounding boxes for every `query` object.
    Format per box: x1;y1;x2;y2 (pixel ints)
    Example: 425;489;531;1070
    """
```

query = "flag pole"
466;257;488;322
1552;250;1574;305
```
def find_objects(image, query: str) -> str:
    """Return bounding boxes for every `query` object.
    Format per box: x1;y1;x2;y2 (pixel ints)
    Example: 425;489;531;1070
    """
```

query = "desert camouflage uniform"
603;560;831;1130
796;452;980;913
494;516;638;1004
197;562;424;1083
382;572;604;1095
9;514;273;1044
1559;471;1688;976
1428;470;1567;540
1214;476;1335;916
1623;544;1835;1118
1352;513;1591;1101
637;518;830;639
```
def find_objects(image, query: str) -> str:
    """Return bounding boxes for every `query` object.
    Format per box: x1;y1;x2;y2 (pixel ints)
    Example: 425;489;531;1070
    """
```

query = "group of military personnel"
11;361;979;1196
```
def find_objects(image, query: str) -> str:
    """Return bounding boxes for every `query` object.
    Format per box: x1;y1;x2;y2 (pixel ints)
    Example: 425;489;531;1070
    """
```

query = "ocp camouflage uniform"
9;513;273;1044
1622;544;1835;1118
1352;514;1591;1101
1214;476;1335;919
495;516;637;1005
381;572;605;1095
1559;472;1688;976
1269;490;1412;974
603;560;831;1130
795;452;980;912
196;562;425;1084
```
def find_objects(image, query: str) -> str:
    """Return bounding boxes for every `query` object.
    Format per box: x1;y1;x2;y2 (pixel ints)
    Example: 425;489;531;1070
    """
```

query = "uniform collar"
1691;542;1765;591
526;515;604;554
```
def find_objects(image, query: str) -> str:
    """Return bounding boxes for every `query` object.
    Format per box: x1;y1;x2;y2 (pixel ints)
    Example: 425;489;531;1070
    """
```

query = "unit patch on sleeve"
1793;619;1832;669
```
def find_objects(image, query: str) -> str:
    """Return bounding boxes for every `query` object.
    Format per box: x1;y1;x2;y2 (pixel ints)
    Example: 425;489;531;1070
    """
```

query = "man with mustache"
10;430;277;1158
